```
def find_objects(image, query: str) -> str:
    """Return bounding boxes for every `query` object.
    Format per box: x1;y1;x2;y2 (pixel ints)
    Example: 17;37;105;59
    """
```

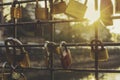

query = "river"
81;68;120;80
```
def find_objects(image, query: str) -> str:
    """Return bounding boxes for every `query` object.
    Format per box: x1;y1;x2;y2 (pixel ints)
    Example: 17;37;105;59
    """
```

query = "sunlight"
84;0;100;24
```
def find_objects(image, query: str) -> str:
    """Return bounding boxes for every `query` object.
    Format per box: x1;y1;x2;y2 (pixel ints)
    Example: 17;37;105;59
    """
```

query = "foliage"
55;21;112;43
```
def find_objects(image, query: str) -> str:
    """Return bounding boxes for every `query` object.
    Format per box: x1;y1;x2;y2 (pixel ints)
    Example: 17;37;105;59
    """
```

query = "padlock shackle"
36;0;39;7
84;0;88;5
91;39;104;51
5;37;25;53
12;0;21;7
60;41;68;53
4;37;26;67
44;41;50;57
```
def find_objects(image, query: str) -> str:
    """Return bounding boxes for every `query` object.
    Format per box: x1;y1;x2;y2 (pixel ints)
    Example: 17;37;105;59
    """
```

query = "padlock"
60;41;72;68
90;40;109;61
35;0;48;20
10;71;27;80
10;1;22;19
1;62;8;80
65;0;87;19
55;46;61;55
52;0;67;14
100;0;113;26
4;37;30;68
44;41;50;68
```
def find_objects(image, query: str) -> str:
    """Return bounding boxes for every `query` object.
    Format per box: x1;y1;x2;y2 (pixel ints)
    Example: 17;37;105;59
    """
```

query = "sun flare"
84;0;100;24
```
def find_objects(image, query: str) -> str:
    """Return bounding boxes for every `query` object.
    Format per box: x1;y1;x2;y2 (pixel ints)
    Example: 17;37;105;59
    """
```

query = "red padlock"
60;41;72;68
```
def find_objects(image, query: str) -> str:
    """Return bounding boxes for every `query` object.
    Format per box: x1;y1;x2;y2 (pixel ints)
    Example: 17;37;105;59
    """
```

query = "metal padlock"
35;0;48;20
44;41;50;68
90;40;109;61
60;41;72;68
11;71;27;80
4;37;30;68
52;0;67;14
10;1;22;19
65;0;87;19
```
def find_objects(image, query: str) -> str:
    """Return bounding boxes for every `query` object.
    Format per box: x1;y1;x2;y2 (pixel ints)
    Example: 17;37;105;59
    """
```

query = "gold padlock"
52;0;67;14
10;1;22;19
4;37;30;68
90;40;109;61
60;41;72;68
35;0;48;20
65;0;87;19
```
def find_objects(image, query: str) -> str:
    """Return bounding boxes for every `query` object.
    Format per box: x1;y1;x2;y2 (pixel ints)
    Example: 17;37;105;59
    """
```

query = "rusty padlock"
10;0;22;19
90;40;109;61
60;41;72;68
35;0;48;20
52;0;67;14
4;37;30;68
65;0;88;19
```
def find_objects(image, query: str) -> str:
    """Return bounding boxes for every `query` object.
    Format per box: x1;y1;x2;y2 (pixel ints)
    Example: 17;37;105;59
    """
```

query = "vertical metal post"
49;0;54;41
48;43;54;80
0;0;3;23
13;19;17;38
11;0;18;38
94;21;99;80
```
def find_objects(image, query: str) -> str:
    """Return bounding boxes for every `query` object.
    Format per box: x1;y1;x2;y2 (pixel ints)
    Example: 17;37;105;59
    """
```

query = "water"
81;69;120;80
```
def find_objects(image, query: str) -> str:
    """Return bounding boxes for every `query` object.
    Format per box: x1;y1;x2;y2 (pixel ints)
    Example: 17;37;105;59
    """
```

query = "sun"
84;0;100;24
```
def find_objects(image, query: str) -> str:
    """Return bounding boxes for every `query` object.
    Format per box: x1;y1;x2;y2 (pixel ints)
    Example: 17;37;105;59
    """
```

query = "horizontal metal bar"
1;67;120;73
54;68;120;73
112;15;120;19
0;42;120;48
0;20;85;27
0;0;43;6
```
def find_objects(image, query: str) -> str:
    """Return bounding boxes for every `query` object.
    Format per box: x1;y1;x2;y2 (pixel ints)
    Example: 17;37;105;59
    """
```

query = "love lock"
44;41;50;68
65;0;87;19
4;37;30;68
1;62;8;80
10;71;27;80
60;41;72;68
90;40;109;61
35;0;48;20
10;0;22;19
52;0;67;14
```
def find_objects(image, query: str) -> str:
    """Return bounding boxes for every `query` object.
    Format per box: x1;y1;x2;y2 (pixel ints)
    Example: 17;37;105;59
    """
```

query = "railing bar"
0;42;120;47
1;67;120;73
